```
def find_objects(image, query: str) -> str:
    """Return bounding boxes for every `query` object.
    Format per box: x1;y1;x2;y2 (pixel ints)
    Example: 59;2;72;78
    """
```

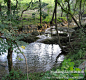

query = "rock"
59;33;67;36
78;61;86;77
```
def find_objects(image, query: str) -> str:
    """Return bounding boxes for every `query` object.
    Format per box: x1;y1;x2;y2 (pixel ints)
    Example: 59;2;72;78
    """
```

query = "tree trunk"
55;0;61;47
7;0;11;15
7;1;13;72
50;5;56;25
79;0;82;27
55;0;58;35
39;0;42;25
0;3;1;12
57;2;80;28
13;0;18;15
7;46;13;72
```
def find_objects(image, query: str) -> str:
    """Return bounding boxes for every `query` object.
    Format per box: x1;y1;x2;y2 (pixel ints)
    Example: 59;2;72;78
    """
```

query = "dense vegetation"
0;0;86;80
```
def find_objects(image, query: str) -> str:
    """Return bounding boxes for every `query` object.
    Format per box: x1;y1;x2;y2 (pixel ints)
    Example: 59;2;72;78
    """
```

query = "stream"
0;26;68;77
0;39;64;74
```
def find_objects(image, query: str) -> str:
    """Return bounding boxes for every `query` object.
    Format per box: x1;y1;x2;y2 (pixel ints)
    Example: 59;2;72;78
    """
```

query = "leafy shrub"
2;69;27;80
31;31;39;36
42;59;85;80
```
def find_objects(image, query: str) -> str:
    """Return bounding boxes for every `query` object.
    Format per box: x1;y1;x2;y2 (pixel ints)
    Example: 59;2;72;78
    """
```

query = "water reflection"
0;42;64;73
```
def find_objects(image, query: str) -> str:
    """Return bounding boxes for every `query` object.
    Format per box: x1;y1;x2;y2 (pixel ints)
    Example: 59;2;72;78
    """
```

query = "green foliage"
16;56;23;61
28;72;45;80
30;1;48;10
41;11;48;19
43;16;51;23
2;69;27;80
66;28;86;66
0;38;7;55
0;10;29;53
57;18;62;23
43;59;84;80
4;0;8;3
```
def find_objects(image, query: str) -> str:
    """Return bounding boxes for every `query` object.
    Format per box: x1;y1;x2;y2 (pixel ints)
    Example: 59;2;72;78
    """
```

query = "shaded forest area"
0;0;86;80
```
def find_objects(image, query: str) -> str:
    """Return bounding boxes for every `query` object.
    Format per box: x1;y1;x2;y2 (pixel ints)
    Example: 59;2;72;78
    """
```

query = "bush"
2;69;27;80
31;31;39;36
42;59;85;80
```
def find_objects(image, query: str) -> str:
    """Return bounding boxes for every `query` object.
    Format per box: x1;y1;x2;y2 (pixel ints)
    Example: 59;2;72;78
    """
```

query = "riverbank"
22;25;86;80
1;22;86;80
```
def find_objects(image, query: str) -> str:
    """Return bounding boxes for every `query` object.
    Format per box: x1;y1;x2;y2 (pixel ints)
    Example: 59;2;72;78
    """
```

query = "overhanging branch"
57;1;80;28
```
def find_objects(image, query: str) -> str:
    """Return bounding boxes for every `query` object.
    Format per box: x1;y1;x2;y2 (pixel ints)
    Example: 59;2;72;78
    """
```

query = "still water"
0;41;64;74
0;27;65;77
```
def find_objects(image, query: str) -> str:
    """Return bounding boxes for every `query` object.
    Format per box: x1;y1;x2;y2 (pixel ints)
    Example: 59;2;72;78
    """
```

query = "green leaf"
75;68;81;71
68;59;71;61
68;78;73;80
69;67;74;71
72;73;79;77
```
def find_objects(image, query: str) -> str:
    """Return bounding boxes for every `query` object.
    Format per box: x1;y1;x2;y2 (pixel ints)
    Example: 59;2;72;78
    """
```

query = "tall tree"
55;0;61;50
6;0;13;72
0;0;29;79
13;0;18;15
7;0;11;15
7;40;13;72
79;0;82;27
66;0;73;50
0;4;1;12
39;0;42;25
57;0;80;28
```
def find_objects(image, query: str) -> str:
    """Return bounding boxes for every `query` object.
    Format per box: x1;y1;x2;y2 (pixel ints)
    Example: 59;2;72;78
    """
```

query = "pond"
0;41;64;75
0;27;65;78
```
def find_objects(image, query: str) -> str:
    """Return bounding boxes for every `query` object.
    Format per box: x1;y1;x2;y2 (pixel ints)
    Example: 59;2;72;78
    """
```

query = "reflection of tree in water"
51;44;53;60
0;42;62;73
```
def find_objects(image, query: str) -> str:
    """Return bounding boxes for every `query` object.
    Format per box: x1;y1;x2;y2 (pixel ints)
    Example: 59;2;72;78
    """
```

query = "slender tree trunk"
7;0;11;15
57;2;80;28
67;14;73;50
82;1;85;13
39;0;42;25
13;0;18;15
67;0;74;51
21;0;32;28
7;0;13;72
7;46;13;72
55;0;61;47
7;0;11;32
55;0;58;35
0;3;1;12
79;0;82;27
50;5;56;25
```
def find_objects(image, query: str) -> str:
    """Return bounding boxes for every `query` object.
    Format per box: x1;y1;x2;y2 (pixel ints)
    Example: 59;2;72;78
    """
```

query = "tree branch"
57;1;80;28
21;0;33;17
14;41;29;80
